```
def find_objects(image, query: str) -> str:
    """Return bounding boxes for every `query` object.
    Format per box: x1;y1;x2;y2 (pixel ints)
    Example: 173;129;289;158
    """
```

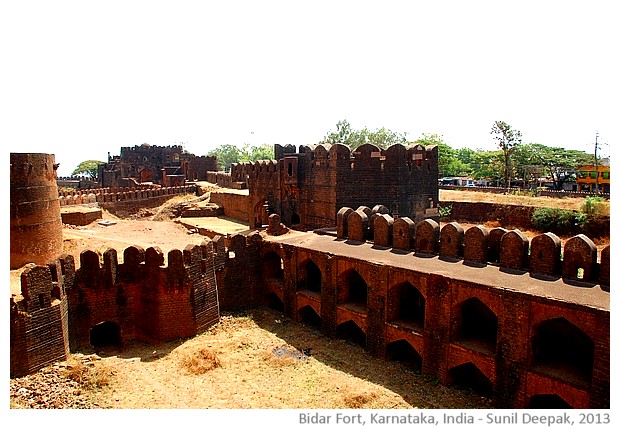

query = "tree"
239;143;273;163
490;121;522;188
72;160;105;180
513;143;595;190
322;119;407;150
207;144;241;172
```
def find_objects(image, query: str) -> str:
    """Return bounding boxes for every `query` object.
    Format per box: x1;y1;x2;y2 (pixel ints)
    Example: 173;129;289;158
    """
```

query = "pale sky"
2;0;617;177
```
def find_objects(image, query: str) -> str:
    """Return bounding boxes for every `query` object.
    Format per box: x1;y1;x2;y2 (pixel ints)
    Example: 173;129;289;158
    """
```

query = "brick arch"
336;319;366;348
297;258;322;293
446;362;494;398
386;281;425;330
298;304;321;330
452;297;498;354
531;317;594;387
262;250;284;281
337;269;368;310
385;339;422;372
527;394;574;409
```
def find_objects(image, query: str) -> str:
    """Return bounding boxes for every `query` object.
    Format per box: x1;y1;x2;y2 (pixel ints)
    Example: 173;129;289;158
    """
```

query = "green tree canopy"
72;160;105;179
322;119;407;150
207;144;241;172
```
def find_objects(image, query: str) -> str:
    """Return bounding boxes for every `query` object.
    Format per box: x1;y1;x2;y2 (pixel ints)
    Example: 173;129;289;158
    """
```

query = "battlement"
337;205;610;288
58;184;196;206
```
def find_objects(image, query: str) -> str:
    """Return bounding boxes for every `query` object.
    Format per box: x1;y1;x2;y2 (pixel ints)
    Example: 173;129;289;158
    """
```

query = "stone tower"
10;153;63;269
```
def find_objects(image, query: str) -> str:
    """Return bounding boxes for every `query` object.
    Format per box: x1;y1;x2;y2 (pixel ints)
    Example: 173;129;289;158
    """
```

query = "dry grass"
440;189;610;213
178;347;221;374
73;309;491;409
62;356;114;389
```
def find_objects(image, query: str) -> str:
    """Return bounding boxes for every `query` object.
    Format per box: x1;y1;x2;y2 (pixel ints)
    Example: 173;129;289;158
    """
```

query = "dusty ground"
8;188;609;410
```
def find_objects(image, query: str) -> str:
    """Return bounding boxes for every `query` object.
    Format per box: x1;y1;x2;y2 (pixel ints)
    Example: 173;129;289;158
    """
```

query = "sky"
2;0;617;177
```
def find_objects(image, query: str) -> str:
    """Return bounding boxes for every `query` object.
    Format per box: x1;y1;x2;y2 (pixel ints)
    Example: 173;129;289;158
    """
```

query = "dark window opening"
532;318;594;386
388;282;425;330
336;320;366;348
263;252;284;280
456;298;497;354
447;362;493;398
90;321;122;351
299;306;321;330
291;212;301;225
299;260;321;293
38;293;45;309
287;162;293;177
527;394;573;409
385;340;422;373
340;270;368;310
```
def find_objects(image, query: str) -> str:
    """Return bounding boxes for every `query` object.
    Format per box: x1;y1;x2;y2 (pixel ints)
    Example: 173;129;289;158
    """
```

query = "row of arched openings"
260;252;596;407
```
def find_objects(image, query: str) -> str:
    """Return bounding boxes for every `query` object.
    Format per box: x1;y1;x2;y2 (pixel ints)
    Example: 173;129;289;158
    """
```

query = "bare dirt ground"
8;189;609;411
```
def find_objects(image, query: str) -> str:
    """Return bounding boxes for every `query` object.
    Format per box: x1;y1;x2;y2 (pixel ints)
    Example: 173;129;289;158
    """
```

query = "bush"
531;207;587;234
438;205;452;221
580;196;607;217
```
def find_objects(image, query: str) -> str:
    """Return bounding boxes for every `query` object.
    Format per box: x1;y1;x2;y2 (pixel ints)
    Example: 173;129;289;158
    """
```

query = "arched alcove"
298;260;322;293
447;362;493;398
385;339;422;372
527;394;573;409
387;282;425;330
455;297;497;354
299;305;321;330
531;317;594;386
262;251;284;281
338;269;368;311
336;320;366;348
265;292;284;312
90;321;121;350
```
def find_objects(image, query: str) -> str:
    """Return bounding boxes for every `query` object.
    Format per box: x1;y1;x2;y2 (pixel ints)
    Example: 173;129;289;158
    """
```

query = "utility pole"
594;131;600;194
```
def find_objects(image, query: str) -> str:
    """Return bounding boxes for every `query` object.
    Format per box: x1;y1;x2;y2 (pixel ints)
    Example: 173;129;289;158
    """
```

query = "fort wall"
224;143;439;229
251;216;609;408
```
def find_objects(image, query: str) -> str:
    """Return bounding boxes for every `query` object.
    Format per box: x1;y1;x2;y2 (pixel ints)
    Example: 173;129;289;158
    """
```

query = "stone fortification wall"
58;184;196;206
225;143;439;230
10;153;64;269
253;215;609;408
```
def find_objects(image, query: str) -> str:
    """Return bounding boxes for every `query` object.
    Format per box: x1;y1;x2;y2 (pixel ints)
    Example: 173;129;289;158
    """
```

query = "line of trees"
205;119;600;189
72;120;601;189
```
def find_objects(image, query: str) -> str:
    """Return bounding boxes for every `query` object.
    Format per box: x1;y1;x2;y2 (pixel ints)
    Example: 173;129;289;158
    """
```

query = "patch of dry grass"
178;347;221;374
62;355;114;389
440;189;610;212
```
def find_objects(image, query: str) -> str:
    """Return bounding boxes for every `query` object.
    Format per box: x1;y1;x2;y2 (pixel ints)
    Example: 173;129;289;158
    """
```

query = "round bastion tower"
10;153;64;269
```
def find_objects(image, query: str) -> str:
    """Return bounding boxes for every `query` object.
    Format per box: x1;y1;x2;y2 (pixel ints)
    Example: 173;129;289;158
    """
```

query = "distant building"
576;165;610;193
99;144;217;188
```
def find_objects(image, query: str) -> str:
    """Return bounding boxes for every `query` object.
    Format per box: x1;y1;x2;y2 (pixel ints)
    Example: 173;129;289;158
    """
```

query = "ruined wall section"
10;263;70;377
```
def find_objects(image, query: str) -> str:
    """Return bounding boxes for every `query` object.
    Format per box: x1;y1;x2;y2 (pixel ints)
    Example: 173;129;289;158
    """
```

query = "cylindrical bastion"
10;153;64;269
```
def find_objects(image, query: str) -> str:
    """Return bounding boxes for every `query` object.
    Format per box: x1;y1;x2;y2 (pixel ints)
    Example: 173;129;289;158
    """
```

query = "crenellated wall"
222;143;439;230
336;205;610;286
